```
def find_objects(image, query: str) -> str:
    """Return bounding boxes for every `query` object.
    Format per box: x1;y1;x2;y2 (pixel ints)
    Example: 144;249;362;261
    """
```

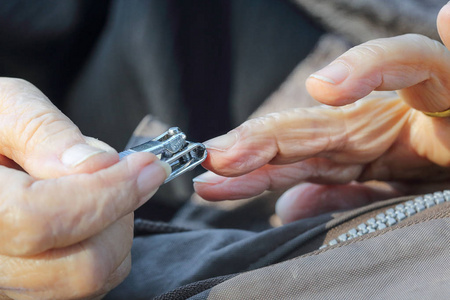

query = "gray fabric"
105;212;333;299
0;0;109;108
207;217;450;300
65;0;323;150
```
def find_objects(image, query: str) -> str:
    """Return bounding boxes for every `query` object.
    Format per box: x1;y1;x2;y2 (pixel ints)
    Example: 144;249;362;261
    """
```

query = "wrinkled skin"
194;4;450;224
0;78;169;299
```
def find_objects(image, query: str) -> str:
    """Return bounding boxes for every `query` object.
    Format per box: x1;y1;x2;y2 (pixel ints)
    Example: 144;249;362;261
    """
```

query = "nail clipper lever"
119;127;207;183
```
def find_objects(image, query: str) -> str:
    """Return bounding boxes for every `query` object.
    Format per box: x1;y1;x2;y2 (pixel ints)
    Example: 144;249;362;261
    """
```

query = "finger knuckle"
18;111;69;156
0;78;40;108
347;40;389;61
0;78;65;162
0;77;34;93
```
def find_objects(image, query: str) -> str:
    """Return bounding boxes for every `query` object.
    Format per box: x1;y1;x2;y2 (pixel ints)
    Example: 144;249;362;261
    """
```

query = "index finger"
202;94;410;177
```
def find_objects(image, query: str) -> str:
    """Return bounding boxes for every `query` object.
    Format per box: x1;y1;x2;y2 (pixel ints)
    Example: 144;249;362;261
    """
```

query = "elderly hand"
194;4;450;224
0;79;169;299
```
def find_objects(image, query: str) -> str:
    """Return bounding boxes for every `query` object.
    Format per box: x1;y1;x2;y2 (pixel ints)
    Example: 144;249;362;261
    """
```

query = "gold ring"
423;108;450;118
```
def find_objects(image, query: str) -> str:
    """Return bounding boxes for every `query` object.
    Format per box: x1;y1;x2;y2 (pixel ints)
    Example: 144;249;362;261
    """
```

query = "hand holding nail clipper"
0;78;171;299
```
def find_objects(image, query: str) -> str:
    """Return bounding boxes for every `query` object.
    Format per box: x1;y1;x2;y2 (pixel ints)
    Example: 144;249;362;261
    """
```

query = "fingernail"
309;62;350;85
137;160;171;199
193;172;227;184
204;131;238;151
61;144;105;167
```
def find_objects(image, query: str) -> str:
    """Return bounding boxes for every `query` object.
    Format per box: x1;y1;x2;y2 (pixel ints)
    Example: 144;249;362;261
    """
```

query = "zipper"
319;190;450;249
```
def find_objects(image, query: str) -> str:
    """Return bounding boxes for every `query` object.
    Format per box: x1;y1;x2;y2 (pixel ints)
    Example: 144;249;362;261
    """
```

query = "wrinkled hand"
194;4;450;223
0;79;169;299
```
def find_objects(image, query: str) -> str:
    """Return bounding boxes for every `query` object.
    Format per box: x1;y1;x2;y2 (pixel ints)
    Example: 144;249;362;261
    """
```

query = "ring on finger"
423;108;450;118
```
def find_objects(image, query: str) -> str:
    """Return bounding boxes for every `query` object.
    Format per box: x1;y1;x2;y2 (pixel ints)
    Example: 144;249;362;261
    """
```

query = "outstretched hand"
194;3;450;224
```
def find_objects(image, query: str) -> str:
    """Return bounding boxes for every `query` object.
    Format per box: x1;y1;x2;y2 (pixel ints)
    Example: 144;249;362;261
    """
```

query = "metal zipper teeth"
319;190;450;249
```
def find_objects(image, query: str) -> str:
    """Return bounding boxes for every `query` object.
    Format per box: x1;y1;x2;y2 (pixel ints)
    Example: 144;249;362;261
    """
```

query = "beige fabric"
208;211;450;299
290;0;443;44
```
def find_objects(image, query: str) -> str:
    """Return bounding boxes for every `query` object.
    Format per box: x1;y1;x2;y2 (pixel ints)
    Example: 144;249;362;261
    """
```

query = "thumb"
306;34;450;113
0;78;118;178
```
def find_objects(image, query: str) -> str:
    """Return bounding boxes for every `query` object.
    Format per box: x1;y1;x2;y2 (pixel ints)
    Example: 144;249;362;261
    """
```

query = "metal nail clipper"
119;127;207;183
